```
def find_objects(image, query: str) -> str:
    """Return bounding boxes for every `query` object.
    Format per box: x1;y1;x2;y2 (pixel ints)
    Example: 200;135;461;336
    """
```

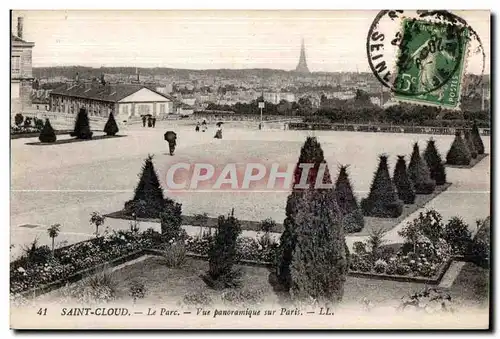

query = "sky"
12;10;490;73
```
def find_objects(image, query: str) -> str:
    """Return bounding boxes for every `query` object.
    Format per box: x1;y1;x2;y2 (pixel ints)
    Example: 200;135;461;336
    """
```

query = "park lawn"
448;262;489;308
48;256;429;307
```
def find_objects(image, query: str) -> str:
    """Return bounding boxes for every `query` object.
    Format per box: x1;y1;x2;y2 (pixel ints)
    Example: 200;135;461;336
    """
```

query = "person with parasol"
195;122;200;132
214;121;223;139
164;131;177;156
201;119;207;132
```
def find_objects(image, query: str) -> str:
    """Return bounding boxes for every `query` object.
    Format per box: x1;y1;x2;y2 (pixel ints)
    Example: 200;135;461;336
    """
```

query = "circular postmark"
366;10;485;101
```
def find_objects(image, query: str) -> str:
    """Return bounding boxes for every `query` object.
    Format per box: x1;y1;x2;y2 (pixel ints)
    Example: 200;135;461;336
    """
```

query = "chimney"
17;17;24;39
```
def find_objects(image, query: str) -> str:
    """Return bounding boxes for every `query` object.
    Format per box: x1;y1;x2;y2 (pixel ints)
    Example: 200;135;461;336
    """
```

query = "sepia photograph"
9;9;491;330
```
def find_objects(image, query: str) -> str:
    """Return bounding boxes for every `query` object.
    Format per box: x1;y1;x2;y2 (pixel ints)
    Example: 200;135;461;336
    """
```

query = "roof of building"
11;34;34;46
50;83;175;103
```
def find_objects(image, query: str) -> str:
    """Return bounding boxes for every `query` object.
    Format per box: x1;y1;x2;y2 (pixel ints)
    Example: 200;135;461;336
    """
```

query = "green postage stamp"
392;19;469;109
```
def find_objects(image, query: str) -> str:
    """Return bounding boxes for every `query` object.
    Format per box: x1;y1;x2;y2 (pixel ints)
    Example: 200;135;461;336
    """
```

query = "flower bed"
10;229;164;295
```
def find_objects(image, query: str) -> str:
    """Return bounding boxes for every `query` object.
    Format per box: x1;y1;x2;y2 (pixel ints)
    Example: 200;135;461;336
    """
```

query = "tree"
446;131;471;166
463;130;478;159
289;188;348;305
203;209;242;289
104;112;119;136
71;108;93;139
14;113;23;126
38;118;57;143
125;155;166;218
393;155;416;204
423;139;447;185
272;136;334;299
47;223;61;254
408;143;436;194
471;121;485;155
335;165;364;233
361;155;403;218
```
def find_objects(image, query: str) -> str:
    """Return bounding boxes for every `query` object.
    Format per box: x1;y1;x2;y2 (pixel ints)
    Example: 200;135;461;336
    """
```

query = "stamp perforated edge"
388;14;472;111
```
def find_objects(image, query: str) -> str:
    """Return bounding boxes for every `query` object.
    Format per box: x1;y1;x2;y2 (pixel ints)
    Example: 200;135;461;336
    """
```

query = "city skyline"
12;10;490;74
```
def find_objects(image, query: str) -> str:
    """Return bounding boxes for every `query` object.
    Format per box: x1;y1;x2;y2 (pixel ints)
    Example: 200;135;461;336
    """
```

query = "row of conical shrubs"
361;139;447;218
38;110;119;143
446;122;485;166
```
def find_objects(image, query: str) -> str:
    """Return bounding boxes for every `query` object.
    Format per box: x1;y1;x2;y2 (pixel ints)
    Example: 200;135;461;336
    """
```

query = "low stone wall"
288;123;490;136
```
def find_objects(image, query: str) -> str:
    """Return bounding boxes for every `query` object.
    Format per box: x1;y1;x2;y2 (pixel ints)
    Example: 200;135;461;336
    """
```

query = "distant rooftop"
50;83;175;103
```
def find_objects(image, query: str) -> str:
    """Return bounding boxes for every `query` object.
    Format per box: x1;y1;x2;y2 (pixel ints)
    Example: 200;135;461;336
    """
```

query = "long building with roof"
49;82;180;119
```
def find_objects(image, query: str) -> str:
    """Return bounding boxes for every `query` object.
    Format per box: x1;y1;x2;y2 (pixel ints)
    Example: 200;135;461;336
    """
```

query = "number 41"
37;308;47;316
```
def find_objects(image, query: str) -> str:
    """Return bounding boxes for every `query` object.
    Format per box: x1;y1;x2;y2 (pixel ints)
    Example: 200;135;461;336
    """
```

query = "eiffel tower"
295;38;310;73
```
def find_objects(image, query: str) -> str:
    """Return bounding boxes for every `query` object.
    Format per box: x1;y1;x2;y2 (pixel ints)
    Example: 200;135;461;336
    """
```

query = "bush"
423;139;447;185
14;113;24;126
289;189;347;305
125;155;182;219
69;270;118;304
352;241;367;255
160;203;183;240
393;155;416;204
464;130;478;159
335;165;364;233
161;242;186;268
471;121;485;155
203;210;242;289
470;218;490;267
408;143;436;194
22;239;52;266
221;288;266;306
373;259;387;273
349;254;371;272
34;117;44;130
183;291;213;306
399;210;443;250
274;136;333;299
443;217;472;255
71;108;93;139
361;155;403;218
104;112;119;136
446;131;471;165
129;280;146;302
38;118;57;143
260;218;277;233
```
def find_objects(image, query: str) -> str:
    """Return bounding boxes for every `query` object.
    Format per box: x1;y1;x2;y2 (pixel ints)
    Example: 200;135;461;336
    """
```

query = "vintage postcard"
10;10;490;330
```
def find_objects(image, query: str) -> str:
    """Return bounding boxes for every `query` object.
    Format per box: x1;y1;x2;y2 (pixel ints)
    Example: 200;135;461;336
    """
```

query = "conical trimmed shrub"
38;118;56;143
423;139;447;185
290;188;347;305
393;155;416;204
471;121;485;155
104;112;119;136
464;130;478;159
446;131;471;166
361;155;403;218
124;154;167;218
272;136;336;300
335;165;364;233
71;108;93;139
408;143;436;194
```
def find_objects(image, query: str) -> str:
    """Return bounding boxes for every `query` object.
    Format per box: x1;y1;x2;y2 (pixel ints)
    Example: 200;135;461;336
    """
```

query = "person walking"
152;117;157;128
165;131;177;156
142;115;146;127
195;122;200;132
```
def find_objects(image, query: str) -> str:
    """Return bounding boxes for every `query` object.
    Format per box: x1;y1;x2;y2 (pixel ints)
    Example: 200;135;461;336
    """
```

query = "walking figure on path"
152;117;156;128
164;131;177;156
142;115;146;127
195;122;200;132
